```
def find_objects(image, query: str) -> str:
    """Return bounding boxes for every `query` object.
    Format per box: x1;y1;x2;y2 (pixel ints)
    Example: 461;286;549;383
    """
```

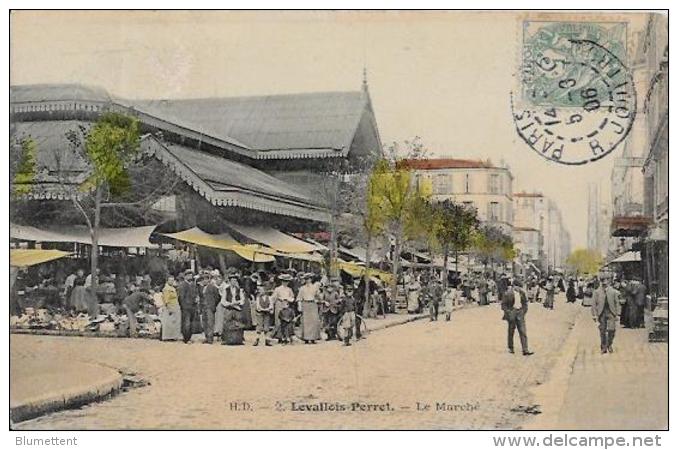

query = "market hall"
10;81;386;341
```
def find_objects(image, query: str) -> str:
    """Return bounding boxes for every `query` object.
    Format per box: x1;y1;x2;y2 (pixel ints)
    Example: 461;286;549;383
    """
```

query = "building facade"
587;182;612;258
639;14;669;297
404;158;514;236
513;192;570;272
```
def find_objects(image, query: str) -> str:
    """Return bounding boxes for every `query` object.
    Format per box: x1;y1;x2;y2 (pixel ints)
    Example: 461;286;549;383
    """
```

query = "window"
463;201;475;210
488;174;500;194
488;202;500;222
433;174;448;194
464;173;472;193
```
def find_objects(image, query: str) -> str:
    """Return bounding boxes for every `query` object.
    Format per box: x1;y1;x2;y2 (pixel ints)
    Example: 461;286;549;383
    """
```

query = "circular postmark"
512;36;636;165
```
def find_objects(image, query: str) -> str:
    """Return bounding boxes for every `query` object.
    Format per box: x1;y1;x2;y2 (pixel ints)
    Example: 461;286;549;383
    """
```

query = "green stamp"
521;21;628;107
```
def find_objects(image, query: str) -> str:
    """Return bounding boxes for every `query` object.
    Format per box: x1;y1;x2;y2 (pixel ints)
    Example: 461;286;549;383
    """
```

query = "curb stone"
10;363;123;424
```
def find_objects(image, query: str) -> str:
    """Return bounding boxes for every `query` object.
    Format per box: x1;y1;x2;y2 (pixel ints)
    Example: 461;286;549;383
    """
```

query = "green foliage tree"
11;137;37;197
566;248;603;275
369;158;430;311
63;112;141;294
427;200;480;288
472;225;516;273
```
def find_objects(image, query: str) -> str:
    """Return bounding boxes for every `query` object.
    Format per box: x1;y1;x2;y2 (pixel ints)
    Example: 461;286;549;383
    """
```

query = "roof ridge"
128;89;364;103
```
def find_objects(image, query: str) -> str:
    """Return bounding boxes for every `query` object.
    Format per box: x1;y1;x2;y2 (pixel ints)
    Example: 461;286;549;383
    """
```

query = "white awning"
342;245;388;264
609;251;642;264
10;223;157;248
226;222;317;253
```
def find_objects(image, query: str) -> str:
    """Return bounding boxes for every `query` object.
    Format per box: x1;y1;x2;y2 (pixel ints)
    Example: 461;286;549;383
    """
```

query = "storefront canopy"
161;227;275;263
10;223;157;248
608;251;642;264
226;222;317;253
338;260;393;283
10;249;72;268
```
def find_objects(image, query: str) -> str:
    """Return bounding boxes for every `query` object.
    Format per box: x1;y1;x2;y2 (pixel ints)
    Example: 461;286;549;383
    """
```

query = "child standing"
278;300;296;344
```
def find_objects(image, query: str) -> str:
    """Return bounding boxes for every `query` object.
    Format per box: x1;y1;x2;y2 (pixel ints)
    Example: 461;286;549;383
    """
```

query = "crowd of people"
15;261;390;347
13;255;654;353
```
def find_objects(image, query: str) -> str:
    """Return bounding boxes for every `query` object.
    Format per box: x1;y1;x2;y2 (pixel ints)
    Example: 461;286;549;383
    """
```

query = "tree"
427;200;479;288
472;225;516;274
369;158;430;311
566;248;603;275
61;113;142;295
10;137;37;197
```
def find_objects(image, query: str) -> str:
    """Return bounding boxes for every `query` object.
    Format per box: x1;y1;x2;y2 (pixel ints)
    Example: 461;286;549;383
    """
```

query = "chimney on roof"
362;67;368;93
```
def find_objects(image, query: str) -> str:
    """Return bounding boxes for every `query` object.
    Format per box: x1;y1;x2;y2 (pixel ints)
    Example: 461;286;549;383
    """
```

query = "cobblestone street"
13;295;587;430
531;308;668;430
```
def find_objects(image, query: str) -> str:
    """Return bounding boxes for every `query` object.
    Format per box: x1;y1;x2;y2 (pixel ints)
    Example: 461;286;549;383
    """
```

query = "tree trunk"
442;244;449;290
89;185;102;313
455;247;459;276
390;230;401;313
218;253;228;275
364;233;372;315
329;213;339;278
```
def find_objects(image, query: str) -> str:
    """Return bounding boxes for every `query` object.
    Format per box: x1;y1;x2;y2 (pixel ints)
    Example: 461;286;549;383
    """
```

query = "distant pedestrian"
501;278;533;356
429;279;443;321
221;300;246;346
253;284;274;346
160;276;182;341
271;273;295;341
441;283;460;321
544;277;555;309
339;284;357;346
278;300;296;344
592;275;622;354
321;280;343;341
407;276;421;314
122;289;150;338
297;273;321;344
177;271;199;343
201;273;221;344
566;279;577;303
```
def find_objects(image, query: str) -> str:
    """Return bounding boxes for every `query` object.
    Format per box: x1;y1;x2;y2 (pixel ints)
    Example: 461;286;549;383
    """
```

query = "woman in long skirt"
69;270;89;313
222;305;245;345
297;274;321;343
161;277;182;341
407;278;421;314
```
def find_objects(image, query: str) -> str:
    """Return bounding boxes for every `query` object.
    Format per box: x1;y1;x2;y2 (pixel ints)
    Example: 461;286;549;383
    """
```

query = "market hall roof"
10;114;330;222
11;83;382;161
141;136;329;222
127;90;378;159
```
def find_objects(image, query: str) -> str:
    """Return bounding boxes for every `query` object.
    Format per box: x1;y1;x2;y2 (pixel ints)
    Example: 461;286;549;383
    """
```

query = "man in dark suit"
501;278;534;356
201;273;221;344
177;271;199;344
592;275;622;353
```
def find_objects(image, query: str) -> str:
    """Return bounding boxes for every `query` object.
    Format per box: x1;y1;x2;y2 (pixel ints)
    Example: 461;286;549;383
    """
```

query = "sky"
10;10;651;248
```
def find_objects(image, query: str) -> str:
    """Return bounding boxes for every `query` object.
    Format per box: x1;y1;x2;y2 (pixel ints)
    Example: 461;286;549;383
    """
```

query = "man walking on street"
429;278;443;321
501;278;533;356
592;275;622;354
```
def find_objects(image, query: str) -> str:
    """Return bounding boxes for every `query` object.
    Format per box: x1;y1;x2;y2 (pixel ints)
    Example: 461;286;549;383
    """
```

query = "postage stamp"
512;21;636;165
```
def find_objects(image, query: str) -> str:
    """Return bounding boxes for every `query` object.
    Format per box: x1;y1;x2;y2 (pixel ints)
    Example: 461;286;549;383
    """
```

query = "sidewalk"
530;307;668;430
10;349;123;424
